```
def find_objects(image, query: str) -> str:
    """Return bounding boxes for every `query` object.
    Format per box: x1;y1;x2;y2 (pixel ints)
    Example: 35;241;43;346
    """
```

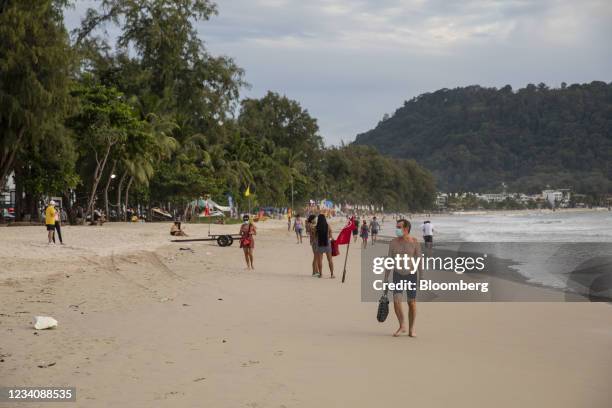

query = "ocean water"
378;210;612;290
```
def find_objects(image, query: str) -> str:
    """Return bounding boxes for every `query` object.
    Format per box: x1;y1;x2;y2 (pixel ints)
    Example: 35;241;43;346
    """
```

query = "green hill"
354;82;612;195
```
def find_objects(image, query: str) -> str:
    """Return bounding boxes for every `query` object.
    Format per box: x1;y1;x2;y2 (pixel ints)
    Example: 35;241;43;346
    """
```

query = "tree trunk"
85;142;113;223
103;160;117;221
124;176;133;222
14;165;23;221
0;126;25;191
116;170;127;220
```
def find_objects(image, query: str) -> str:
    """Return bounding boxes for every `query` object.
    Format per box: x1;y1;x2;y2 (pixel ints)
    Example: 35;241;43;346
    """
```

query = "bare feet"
409;331;416;338
393;327;407;337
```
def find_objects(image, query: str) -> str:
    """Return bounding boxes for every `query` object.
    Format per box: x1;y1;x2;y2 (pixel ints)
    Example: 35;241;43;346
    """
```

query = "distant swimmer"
422;220;434;255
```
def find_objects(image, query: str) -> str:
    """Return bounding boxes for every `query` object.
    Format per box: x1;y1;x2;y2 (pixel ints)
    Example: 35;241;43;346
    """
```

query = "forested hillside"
354;82;612;195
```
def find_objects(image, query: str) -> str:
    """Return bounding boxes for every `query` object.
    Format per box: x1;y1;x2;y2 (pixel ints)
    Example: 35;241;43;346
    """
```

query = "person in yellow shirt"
45;201;56;244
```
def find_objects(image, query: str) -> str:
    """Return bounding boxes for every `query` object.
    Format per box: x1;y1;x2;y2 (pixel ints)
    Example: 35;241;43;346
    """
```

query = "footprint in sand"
241;360;260;367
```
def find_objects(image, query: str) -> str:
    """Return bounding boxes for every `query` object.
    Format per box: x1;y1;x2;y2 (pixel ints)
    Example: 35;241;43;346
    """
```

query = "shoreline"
413;207;611;216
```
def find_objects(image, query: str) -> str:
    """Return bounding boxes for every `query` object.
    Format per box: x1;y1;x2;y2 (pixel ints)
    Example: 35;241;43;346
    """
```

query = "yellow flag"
244;185;250;197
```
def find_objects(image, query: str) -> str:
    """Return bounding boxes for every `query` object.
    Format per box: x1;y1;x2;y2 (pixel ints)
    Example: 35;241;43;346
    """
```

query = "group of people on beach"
305;214;335;278
238;212;336;278
42;198;434;339
353;216;382;248
176;206;434;339
44;200;64;245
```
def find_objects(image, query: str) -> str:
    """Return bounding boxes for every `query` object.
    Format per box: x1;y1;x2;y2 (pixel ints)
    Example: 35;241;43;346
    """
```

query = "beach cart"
171;221;241;247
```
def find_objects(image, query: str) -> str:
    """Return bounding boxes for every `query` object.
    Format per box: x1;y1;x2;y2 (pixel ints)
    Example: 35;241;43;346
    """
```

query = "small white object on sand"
33;316;58;330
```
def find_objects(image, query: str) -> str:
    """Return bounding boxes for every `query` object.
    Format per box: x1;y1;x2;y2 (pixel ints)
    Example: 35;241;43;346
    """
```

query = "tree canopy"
1;0;436;222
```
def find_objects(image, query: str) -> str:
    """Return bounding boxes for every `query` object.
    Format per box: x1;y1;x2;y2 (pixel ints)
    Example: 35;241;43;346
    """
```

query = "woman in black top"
315;214;334;278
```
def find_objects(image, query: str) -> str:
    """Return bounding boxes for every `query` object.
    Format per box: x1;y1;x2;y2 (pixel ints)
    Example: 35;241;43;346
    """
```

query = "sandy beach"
1;220;611;407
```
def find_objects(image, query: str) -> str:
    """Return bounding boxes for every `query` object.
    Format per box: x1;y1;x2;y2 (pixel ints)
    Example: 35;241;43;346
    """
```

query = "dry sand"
1;220;611;407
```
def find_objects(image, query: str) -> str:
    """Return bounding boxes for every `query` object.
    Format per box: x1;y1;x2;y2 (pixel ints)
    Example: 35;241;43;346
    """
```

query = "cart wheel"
226;236;234;246
217;235;230;247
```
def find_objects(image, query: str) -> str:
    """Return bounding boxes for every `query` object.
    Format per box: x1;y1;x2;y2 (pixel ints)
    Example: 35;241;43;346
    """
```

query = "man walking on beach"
422;220;434;256
384;219;421;337
369;216;380;246
45;200;56;244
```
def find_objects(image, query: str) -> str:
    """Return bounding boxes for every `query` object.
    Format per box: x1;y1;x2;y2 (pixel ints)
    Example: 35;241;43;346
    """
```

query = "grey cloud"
67;0;612;145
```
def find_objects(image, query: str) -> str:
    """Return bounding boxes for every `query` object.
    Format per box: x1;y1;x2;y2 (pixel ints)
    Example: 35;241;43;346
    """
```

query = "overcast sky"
64;0;612;145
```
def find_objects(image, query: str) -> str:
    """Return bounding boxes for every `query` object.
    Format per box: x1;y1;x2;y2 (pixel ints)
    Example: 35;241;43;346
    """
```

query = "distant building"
436;193;448;208
542;189;571;208
478;193;508;203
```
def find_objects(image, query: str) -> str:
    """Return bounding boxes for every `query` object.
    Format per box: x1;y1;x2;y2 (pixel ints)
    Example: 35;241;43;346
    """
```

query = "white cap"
49;200;56;206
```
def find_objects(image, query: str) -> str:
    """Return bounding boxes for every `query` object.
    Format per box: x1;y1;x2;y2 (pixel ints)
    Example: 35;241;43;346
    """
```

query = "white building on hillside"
542;189;571;207
436;193;448;208
478;193;508;203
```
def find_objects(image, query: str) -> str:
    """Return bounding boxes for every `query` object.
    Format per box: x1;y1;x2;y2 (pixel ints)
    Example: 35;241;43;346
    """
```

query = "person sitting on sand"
170;221;187;236
239;214;256;270
384;219;421;337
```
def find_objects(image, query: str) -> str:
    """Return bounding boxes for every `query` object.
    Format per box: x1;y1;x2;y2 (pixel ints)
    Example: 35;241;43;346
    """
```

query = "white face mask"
395;228;404;237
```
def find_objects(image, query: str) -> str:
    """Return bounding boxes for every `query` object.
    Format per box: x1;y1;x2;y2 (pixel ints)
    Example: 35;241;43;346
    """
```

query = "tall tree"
68;80;143;220
0;0;73;191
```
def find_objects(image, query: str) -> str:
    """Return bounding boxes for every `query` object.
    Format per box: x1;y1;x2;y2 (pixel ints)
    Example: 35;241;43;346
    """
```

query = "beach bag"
331;239;339;256
376;293;389;322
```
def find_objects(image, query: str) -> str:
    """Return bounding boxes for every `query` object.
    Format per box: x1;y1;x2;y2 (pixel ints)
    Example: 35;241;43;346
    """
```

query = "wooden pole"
341;240;351;283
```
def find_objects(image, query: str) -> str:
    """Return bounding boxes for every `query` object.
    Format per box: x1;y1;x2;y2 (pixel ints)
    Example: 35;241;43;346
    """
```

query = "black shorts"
424;235;433;243
393;271;417;299
46;224;55;231
371;229;378;235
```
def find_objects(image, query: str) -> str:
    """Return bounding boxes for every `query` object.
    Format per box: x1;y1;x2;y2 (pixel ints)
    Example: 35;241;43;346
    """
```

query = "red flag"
335;217;356;245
